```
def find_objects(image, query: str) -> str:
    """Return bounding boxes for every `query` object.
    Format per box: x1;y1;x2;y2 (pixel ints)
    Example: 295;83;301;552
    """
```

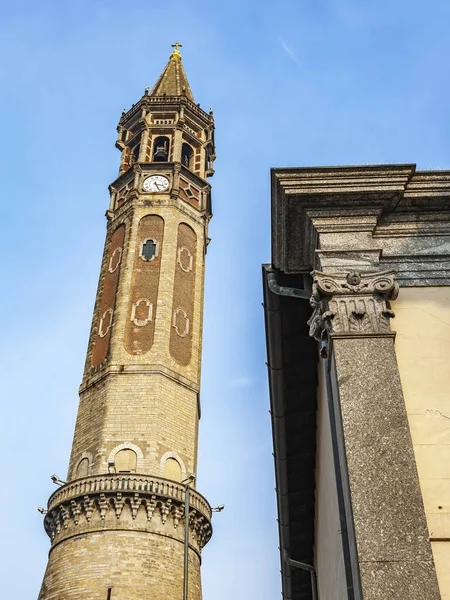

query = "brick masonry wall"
40;93;214;600
81;203;207;389
39;530;202;600
92;224;126;367
170;223;197;365
68;200;207;482
124;214;164;355
68;373;199;479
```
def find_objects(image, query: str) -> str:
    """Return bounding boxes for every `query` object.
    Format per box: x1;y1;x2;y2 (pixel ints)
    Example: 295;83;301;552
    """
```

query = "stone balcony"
44;474;212;554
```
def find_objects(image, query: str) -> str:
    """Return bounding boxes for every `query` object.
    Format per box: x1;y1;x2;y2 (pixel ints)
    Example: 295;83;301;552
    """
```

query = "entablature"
271;164;450;285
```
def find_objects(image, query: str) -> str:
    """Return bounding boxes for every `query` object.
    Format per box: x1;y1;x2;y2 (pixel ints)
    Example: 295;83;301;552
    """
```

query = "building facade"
263;165;450;599
38;45;216;600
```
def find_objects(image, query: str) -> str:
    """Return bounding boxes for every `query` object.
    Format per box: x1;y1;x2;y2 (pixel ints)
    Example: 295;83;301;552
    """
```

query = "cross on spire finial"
171;41;183;58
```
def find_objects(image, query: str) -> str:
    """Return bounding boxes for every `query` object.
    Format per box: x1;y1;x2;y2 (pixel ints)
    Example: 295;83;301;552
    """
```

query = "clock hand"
154;182;161;191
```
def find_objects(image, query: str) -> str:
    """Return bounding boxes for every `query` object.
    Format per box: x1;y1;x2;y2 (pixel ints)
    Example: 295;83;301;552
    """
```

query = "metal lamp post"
182;474;195;600
182;474;224;600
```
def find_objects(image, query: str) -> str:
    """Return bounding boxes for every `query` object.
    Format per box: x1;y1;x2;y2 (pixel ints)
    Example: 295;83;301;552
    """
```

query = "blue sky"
1;1;450;598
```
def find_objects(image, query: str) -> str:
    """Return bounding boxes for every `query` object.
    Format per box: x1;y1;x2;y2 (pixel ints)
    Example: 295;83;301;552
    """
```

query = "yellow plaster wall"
393;287;450;599
314;360;347;597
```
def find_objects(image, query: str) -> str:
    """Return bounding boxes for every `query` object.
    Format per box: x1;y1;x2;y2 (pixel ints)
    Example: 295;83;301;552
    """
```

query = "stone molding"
130;298;153;327
108;246;122;273
71;451;93;480
79;364;200;396
178;245;194;272
120;94;211;127
107;442;145;471
308;269;399;342
159;451;187;480
44;474;212;553
109;190;209;233
139;238;159;261
271;165;450;284
108;161;212;228
173;307;190;337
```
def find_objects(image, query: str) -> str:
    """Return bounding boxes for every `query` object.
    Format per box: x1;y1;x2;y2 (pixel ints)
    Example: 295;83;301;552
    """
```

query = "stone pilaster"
309;269;440;599
138;128;150;162
269;164;450;598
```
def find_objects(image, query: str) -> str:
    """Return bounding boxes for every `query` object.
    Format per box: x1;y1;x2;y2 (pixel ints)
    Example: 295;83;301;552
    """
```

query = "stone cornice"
108;166;210;227
44;474;212;554
107;194;209;231
79;364;200;395
110;162;210;195
271;164;450;284
273;164;415;197
120;95;211;128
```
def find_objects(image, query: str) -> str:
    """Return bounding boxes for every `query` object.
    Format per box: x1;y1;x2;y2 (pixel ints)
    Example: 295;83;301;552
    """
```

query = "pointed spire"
149;43;194;102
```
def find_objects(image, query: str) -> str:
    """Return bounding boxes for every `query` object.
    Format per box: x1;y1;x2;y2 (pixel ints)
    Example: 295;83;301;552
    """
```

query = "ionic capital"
308;269;399;342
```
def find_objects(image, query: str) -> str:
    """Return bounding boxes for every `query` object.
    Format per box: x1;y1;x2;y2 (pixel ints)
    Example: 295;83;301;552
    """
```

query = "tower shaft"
38;49;216;600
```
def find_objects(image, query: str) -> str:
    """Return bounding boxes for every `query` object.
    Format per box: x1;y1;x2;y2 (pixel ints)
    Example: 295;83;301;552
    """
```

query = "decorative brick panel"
170;223;196;365
92;224;125;368
124;215;164;355
39;52;216;600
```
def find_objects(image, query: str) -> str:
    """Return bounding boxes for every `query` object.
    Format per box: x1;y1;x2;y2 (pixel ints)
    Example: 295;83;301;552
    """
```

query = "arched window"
115;449;137;473
181;143;194;169
76;457;89;478
164;457;182;481
153;136;170;162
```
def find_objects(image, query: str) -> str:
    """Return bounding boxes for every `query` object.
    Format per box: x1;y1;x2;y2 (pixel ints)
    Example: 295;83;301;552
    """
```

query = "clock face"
143;175;170;193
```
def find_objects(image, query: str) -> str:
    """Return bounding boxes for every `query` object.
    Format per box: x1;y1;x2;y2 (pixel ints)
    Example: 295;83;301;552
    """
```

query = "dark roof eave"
263;265;318;600
263;264;293;600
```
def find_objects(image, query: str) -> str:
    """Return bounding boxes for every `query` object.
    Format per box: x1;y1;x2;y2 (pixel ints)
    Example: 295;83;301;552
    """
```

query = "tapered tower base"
39;475;212;600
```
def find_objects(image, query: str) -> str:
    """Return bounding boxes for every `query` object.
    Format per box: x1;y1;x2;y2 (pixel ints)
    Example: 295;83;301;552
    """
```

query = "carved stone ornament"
108;247;122;273
130;298;153;327
43;474;212;554
98;308;113;338
307;270;399;342
177;246;194;272
172;307;190;337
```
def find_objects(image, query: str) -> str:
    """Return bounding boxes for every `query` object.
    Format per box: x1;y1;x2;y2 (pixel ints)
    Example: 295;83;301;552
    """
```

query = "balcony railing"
48;473;211;520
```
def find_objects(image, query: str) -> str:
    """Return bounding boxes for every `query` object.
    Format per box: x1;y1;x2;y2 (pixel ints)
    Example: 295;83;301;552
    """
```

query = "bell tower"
38;44;216;600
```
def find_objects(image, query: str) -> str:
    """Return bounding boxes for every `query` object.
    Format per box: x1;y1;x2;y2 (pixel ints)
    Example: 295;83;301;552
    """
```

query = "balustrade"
48;473;211;519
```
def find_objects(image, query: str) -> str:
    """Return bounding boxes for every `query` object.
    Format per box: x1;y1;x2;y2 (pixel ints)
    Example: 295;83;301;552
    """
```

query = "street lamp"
182;474;196;600
51;474;66;486
181;476;224;600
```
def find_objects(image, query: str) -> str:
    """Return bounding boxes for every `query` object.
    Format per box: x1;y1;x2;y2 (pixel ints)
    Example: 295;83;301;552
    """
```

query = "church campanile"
39;44;216;600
